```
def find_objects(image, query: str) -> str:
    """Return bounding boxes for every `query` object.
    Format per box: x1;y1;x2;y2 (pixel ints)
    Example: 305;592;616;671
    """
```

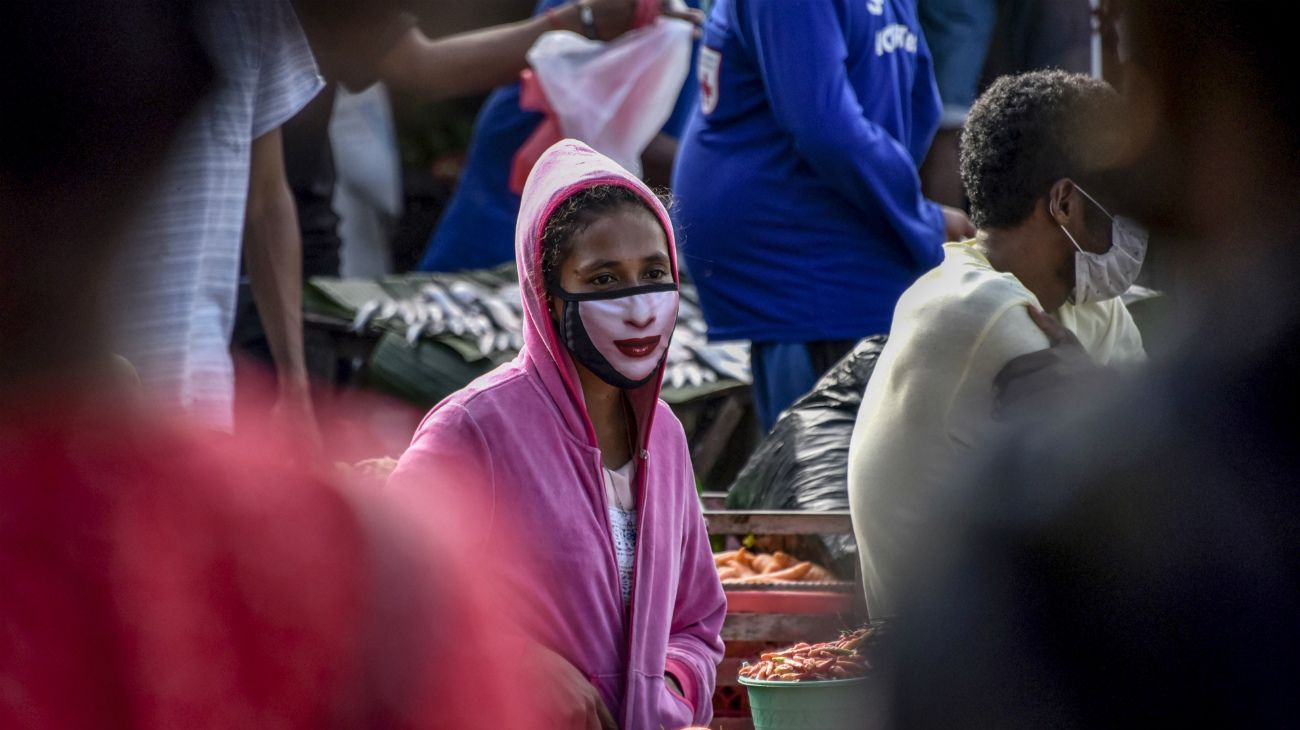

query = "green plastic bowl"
738;676;869;730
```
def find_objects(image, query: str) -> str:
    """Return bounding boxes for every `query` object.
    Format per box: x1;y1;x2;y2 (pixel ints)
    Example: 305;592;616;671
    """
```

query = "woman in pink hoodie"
389;140;725;730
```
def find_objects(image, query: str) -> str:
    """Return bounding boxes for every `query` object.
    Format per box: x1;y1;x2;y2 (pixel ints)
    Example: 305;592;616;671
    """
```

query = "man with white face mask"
847;70;1147;618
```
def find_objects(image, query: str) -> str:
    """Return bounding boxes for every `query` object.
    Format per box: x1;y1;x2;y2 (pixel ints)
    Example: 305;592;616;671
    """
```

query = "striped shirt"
111;0;323;430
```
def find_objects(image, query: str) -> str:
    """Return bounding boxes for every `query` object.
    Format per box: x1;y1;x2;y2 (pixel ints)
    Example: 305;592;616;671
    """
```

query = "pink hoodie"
389;140;725;729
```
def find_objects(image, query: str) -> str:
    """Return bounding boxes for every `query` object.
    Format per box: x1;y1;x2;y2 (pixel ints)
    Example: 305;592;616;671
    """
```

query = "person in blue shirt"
417;0;702;274
673;0;974;431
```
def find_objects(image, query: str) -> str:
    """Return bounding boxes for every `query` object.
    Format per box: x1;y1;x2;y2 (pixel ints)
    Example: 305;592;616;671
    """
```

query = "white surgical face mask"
1055;185;1149;305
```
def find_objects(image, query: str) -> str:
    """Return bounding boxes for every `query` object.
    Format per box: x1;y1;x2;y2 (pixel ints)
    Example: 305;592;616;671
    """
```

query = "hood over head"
514;139;679;449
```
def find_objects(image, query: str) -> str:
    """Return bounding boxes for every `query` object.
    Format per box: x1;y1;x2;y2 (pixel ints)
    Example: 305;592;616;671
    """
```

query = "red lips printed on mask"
614;336;662;359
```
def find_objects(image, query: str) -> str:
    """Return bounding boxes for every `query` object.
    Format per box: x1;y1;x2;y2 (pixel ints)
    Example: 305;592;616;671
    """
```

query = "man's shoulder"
900;244;1037;323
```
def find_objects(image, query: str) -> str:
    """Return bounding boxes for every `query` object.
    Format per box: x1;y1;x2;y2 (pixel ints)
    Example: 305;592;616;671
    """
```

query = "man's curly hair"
960;70;1118;230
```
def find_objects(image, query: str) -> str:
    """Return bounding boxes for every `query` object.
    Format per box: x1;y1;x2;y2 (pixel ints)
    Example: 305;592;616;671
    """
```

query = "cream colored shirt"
847;241;1145;617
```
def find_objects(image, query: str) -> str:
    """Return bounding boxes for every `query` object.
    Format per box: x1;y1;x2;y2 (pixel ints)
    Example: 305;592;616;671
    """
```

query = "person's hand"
581;0;703;42
941;205;976;242
993;306;1098;420
1026;305;1085;350
527;643;619;729
659;0;705;27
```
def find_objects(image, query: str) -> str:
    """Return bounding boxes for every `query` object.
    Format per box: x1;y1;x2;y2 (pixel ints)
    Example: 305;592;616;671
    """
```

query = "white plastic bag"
525;13;694;178
330;83;401;277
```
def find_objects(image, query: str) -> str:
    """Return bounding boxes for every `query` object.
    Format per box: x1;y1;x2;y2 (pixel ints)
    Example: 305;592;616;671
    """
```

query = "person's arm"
244;127;320;452
662;453;727;726
376;0;701;101
375;18;569;99
640;133;680;188
742;0;968;262
642;0;701;188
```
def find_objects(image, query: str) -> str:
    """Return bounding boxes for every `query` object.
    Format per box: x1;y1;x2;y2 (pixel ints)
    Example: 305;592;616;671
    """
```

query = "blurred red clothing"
0;394;536;729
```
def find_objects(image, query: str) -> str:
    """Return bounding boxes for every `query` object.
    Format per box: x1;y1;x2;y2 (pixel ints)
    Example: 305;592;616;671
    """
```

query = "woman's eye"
645;269;668;280
590;273;616;286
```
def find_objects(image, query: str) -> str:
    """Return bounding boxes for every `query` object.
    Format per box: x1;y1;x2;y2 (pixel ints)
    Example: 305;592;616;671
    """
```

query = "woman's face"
550;205;677;382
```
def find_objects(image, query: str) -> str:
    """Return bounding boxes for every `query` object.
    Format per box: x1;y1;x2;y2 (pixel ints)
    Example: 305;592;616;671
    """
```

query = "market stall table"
704;508;863;730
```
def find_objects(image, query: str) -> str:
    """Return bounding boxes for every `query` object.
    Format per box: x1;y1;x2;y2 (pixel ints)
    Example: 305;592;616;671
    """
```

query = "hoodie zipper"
591;407;653;728
622;423;652;727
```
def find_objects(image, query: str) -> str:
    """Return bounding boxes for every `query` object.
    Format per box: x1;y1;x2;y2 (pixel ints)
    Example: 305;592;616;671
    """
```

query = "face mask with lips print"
550;282;680;390
1055;184;1150;305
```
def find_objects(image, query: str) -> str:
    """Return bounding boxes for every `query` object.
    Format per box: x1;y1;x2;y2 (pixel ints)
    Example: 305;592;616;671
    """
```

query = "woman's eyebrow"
574;258;621;273
574;253;669;273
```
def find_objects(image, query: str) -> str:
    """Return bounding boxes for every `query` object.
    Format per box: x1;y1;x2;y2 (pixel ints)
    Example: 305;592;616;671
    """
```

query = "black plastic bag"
726;336;889;568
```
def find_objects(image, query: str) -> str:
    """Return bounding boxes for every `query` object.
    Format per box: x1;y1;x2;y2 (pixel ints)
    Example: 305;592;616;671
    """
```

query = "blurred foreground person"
0;3;538;728
391;140;726;730
847;70;1147;618
891;1;1300;727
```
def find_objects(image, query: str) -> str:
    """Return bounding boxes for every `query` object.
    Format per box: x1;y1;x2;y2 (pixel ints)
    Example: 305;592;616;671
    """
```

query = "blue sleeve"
740;0;945;264
661;0;703;138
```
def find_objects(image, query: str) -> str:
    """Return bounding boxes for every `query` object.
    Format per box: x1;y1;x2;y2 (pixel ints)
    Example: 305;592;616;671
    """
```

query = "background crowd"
4;0;1296;728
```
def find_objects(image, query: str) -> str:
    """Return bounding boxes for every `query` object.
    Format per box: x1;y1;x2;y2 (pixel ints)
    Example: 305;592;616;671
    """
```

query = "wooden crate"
704;509;854;537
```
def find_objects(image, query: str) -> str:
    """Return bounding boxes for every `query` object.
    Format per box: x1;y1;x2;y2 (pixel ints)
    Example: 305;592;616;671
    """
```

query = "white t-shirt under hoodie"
847;241;1146;618
603;461;637;609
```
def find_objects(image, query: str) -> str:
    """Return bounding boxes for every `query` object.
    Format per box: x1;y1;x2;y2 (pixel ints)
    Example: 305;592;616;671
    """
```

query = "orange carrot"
735;561;812;583
713;549;740;567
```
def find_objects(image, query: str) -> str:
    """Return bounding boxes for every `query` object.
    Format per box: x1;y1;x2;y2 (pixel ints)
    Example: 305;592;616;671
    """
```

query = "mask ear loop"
1052;197;1086;254
1072;183;1120;254
1073;184;1115;222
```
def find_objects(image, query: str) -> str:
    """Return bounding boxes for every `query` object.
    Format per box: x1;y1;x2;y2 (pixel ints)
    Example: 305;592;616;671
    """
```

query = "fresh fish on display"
494;331;512;353
691;342;751;384
447;280;481;306
479;294;522;333
447;281;496;340
423;296;447;332
668;364;686;390
686;362;705;388
352;299;382;332
667;339;692;362
422;282;468;337
472;312;495;340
